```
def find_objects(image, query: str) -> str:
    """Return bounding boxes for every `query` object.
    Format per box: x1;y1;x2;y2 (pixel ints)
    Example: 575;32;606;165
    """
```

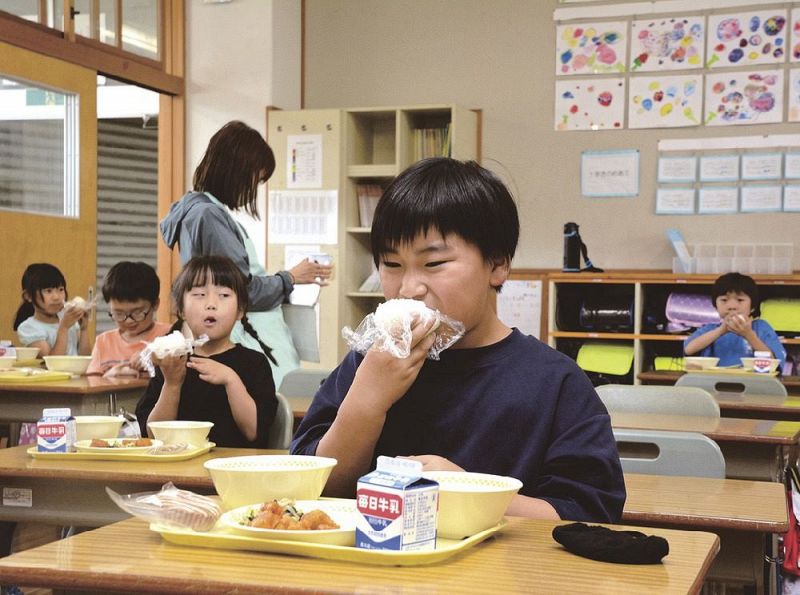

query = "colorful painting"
790;69;800;121
706;10;788;68
556;21;627;75
555;78;625;131
630;17;704;71
792;8;800;62
628;75;701;129
704;70;783;126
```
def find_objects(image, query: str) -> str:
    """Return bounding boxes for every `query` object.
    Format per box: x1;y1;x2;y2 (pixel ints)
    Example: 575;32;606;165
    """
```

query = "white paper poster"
656;187;695;214
555;78;626;131
496;280;542;339
286;135;323;189
789;68;800;121
792;8;800;63
581;150;639;197
700;155;739;182
784;185;800;211
706;11;788;69
705;70;784;126
628;75;702;129
741;153;782;180
268;190;338;244
658;156;697;183
698;187;739;214
741;185;782;212
785;152;800;178
630;16;704;72
556;21;627;75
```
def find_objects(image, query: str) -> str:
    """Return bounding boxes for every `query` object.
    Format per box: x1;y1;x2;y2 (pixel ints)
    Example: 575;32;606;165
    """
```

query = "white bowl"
0;356;16;369
683;356;720;371
204;455;337;510
423;471;523;539
74;415;125;442
15;347;40;360
43;355;92;375
148;420;214;446
740;357;781;373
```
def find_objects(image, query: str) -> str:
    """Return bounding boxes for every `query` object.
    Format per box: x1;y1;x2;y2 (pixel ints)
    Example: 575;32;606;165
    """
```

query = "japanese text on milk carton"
37;408;76;453
355;456;438;551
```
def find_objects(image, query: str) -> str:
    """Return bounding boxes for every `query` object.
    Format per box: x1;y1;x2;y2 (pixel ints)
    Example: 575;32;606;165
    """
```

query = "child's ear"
489;258;511;289
22;291;32;304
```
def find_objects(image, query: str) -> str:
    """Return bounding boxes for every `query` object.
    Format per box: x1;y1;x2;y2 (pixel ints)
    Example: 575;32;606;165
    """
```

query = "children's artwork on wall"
706;10;787;69
556;21;627;75
630;17;704;72
704;70;783;126
628;75;701;129
791;8;800;63
789;69;800;121
555;78;625;131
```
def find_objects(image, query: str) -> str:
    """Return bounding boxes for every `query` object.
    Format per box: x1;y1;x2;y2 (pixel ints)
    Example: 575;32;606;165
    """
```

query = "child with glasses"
87;261;171;376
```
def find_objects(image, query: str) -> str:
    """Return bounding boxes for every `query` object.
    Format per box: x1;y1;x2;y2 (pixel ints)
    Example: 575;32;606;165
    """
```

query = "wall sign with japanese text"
581;149;639;197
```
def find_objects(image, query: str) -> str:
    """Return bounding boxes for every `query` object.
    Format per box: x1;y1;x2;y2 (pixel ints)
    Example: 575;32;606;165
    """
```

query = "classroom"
1;0;800;593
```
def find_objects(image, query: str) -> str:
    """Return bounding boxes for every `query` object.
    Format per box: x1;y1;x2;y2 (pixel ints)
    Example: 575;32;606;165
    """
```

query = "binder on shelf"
357;184;383;228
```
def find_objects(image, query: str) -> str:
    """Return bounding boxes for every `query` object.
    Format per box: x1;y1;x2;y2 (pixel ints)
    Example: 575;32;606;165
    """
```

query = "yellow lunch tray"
27;442;215;462
151;519;507;566
686;367;778;377
13;358;44;367
0;369;72;383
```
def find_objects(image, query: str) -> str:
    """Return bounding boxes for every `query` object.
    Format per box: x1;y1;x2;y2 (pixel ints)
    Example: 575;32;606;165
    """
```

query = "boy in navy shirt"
292;158;625;522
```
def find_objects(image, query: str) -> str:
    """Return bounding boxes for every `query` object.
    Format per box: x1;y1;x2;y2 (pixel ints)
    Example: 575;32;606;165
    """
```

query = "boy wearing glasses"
87;261;171;376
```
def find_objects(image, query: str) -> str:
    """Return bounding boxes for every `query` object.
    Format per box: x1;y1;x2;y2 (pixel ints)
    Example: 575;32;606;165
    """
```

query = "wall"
303;0;800;271
186;0;301;265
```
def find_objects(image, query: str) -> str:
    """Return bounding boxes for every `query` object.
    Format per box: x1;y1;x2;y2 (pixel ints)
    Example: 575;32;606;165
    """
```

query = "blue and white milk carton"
355;456;438;551
37;408;76;453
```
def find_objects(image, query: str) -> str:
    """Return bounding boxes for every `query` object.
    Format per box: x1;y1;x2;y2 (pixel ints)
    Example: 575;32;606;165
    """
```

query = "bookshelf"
268;105;480;366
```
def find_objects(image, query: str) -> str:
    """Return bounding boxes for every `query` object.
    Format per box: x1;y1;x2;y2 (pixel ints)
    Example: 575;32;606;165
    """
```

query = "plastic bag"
342;299;465;360
106;482;220;532
138;330;209;377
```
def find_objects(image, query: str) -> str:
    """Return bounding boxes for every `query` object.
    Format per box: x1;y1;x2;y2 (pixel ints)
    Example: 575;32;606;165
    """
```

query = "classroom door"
0;41;97;340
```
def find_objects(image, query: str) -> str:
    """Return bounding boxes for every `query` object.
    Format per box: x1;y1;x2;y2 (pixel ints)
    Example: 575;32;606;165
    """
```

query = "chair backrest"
613;428;726;478
596;384;720;418
266;393;293;450
676;372;787;397
278;368;329;398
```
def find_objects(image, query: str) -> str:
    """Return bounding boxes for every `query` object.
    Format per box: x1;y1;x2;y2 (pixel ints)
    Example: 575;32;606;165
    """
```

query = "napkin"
552;522;669;564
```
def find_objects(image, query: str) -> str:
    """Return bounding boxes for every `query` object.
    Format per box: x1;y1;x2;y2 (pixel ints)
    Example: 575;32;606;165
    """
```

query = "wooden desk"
713;391;800;421
610;412;800;481
638;370;800;392
0;516;719;594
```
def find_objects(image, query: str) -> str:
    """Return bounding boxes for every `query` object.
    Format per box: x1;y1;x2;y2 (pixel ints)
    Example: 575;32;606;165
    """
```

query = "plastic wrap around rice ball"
342;299;465;360
138;330;209;377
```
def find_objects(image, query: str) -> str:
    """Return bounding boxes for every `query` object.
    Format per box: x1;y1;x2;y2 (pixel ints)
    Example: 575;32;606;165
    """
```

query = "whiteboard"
497;279;543;339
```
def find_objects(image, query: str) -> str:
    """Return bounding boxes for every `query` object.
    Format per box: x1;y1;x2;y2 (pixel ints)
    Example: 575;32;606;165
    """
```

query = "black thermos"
563;222;581;272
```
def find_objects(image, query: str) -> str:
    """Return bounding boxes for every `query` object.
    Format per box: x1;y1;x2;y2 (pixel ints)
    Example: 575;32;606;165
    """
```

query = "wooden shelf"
347;164;397;178
346;227;371;234
346;292;384;298
551;331;636;340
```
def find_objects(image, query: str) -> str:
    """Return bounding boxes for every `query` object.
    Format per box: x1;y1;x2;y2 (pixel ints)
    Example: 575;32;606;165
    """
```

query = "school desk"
0;516;718;594
638;370;800;393
609;411;800;481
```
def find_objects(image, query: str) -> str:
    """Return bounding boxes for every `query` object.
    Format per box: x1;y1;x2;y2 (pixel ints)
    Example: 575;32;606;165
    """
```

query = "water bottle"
563;222;581;272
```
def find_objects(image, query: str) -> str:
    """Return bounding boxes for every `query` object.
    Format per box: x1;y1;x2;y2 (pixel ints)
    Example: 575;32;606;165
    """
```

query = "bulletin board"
496;270;548;340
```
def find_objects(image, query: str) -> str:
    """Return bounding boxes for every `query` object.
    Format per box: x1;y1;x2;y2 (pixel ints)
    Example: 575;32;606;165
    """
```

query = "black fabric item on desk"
552;522;669;564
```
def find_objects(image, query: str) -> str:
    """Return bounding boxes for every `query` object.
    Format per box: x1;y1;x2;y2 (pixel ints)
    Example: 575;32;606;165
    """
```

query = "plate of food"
219;499;357;546
74;437;162;452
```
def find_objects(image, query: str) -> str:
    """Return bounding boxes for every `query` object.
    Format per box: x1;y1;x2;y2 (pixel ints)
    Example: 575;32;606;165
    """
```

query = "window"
0;76;79;217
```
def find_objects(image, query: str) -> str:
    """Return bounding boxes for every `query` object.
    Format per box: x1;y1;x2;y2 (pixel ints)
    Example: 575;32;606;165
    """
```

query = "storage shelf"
551;332;636;340
346;292;384;298
347;164;397;178
346;227;371;234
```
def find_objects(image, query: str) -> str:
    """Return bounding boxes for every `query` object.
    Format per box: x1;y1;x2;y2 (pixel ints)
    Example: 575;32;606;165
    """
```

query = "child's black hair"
13;263;68;331
712;272;761;317
370;158;519;292
102;261;161;303
172;256;277;365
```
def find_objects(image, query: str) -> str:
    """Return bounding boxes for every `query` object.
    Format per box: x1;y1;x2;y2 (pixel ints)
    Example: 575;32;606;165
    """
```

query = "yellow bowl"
43;355;92;375
203;455;337;510
15;347;40;360
0;356;16;369
423;471;522;539
740;357;781;373
147;420;214;446
683;356;719;371
74;415;125;442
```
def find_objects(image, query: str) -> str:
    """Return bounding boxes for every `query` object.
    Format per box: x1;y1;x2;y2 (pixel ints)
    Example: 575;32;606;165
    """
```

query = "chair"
266;393;293;449
277;368;329;398
596;384;720;417
613;428;726;478
676;372;787;397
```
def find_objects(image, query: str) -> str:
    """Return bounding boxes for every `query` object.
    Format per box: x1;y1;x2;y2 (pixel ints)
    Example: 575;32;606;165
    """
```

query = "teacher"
160;121;332;388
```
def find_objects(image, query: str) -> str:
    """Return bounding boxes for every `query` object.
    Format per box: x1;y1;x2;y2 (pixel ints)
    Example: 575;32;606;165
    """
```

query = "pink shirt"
87;321;172;374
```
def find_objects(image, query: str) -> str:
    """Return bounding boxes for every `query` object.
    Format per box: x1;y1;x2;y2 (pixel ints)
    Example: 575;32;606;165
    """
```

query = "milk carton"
37;408;76;452
752;351;773;374
355;456;438;551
